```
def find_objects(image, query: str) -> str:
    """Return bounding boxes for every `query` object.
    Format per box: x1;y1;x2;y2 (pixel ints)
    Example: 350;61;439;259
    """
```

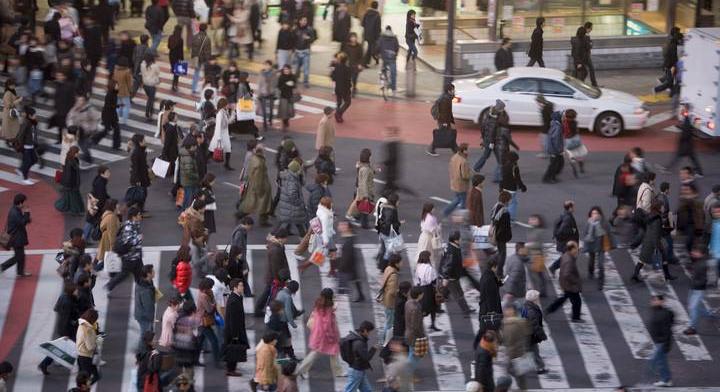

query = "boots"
631;262;644;283
352;281;365;302
663;264;677;281
224;152;234;170
587;256;595;279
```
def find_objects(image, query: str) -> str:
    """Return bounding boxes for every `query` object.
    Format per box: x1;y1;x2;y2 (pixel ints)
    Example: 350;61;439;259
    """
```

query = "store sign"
630;2;644;18
551;17;564;34
647;0;658;12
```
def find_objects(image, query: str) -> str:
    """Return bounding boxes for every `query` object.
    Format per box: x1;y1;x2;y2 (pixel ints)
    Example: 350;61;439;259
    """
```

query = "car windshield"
564;76;601;99
475;71;508;89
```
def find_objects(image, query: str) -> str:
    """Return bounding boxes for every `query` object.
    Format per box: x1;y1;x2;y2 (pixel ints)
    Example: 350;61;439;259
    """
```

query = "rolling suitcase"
432;126;458;151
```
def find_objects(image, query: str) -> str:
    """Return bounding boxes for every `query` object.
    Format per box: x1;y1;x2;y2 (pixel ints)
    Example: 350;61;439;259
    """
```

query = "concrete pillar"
666;0;677;33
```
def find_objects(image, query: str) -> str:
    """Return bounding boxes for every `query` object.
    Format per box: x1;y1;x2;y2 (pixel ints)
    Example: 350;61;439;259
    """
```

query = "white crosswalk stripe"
6;243;720;391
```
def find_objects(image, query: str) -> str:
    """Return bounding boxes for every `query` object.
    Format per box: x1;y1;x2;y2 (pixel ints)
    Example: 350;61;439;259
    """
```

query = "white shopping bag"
471;225;494;250
152;158;170;178
105;251;122;273
38;337;77;369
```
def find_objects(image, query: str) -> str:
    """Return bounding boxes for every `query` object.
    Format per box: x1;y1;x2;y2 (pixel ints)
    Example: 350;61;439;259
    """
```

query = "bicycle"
379;62;391;101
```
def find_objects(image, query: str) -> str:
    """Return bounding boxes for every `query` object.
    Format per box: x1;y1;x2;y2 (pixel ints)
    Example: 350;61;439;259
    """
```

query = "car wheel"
595;112;623;137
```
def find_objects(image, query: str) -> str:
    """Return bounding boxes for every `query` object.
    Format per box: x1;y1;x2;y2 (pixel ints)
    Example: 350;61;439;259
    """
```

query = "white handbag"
151;157;170;178
105;251;122;273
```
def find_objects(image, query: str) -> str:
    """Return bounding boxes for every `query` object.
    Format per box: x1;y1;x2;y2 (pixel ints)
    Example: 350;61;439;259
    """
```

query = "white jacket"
210;108;235;153
636;182;655;212
76;318;97;358
316;204;335;246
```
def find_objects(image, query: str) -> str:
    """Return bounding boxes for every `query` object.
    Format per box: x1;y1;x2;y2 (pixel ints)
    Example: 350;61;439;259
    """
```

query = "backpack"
339;333;358;364
430;96;441;120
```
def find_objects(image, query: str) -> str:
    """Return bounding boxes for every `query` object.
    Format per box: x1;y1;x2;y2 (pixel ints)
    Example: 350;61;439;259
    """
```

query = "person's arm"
284;297;297;328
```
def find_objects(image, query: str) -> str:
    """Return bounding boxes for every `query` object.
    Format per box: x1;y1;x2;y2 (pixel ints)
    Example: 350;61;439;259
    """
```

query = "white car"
452;67;650;137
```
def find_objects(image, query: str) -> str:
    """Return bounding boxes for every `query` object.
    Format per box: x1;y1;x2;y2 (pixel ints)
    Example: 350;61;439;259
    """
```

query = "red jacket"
173;261;192;294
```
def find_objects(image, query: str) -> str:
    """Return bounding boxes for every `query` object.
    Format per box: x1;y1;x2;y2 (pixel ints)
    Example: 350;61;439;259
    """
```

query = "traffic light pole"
443;0;456;89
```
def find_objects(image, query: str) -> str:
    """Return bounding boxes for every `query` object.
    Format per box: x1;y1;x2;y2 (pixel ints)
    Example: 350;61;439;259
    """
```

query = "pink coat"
308;307;340;355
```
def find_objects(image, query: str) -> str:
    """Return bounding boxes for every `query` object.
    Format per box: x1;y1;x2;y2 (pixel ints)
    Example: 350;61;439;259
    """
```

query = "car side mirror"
573;92;587;100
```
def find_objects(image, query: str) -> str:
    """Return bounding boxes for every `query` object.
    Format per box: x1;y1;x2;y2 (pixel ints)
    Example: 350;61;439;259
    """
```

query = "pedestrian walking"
254;332;280;390
582;22;597;86
562;109;586;177
683;247;718;335
526;17;545;67
276;21;295;69
254;228;290;316
658;182;679;264
417;203;442;264
55;146;84;214
427;83;457;157
276;160;308;236
140;53;160;120
467;174;485;227
257;60;278;131
502;242;528;304
548;201;578;276
1;78;22;142
210;98;236;170
472;99;506;172
535;95;554;156
105;207;144;293
341;33;363;96
190;24;212;94
376;194;402;269
134;264;157;343
500;151;526;221
275;280;302;359
545;241;583;322
494;37;514;71
648;295;674;387
660;106;703;176
476;258;503;340
100;81;121;150
488;191;512;278
361;1;381;67
294;16;316;88
443;143;471;217
584;206;613;290
131;35;151;97
15;107;40;185
196;278;221;364
473;330;497;391
278;65;297;131
129;134;151;212
521;290;547;373
332;2;351;45
414;251;441;331
405;287;426;380
501;304;530;389
378;253;400;344
172;301;201;383
224;278;249;377
346;148;375;228
1;193;31;276
653;27;682;94
571;26;590;82
542;110;565;183
196;173;217;234
167;25;184;92
37;281;79;375
526;214;547;296
333;221;365;302
113;57;133;125
332;52;352;123
144;0;166;51
636;171;656;212
296;288;344;377
341;321;376;392
405;10;420;62
76;309;101;384
228;1;255;60
315;109;336;159
638;200;676;282
238;144;272;226
158;297;180;352
94;199;120;269
179;139;200;209
66;96;100;165
376;26;399;96
439;231;474;317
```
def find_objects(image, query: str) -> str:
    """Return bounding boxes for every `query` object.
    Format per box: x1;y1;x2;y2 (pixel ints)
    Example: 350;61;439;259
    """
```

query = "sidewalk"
111;12;668;103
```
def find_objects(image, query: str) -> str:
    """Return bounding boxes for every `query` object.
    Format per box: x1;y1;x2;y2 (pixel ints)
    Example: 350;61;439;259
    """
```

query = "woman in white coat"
299;196;338;275
417;202;442;266
210;97;236;170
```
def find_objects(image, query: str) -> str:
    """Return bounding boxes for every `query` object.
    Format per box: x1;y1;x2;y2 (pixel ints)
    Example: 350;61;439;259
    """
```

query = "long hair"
314;288;334;310
421;202;434;221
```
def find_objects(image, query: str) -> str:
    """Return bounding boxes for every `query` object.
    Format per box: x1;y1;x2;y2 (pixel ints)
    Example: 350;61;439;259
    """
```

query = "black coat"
331;62;352;95
494;47;513;71
500;162;526;193
224;292;249;348
276;29;295;51
377;205;401;236
168;35;184;65
523;301;547;344
662;36;680;69
62;158;81;190
6;205;30;248
649;305;674;345
54;81;76;115
474;346;495;391
640;213;662;264
478;265;502;315
677;116;695;156
161;123;181;163
528;27;543;59
83;24;103;63
53;293;79;339
554;211;579;252
437;93;454;125
266;241;289;283
337;234;359;279
130;146;150;187
571;36;589;66
332;11;351;43
490;203;512;243
361;9;381;42
348;331;375;370
689;256;708;290
144;4;166;34
440;242;463;279
101;89;119;124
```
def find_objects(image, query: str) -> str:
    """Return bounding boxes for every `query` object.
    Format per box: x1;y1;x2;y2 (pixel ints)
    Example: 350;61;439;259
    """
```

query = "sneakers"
536;368;548;375
570;318;585;323
425;150;439;157
14;168;22;177
256;135;264;141
683;327;697;335
653;380;673;387
22;179;33;185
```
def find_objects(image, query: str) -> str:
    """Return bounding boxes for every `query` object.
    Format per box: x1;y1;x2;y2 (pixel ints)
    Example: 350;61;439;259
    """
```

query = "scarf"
480;338;497;358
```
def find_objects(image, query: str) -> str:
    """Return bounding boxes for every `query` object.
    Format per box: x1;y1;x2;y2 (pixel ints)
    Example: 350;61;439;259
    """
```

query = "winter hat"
288;160;301;174
493;99;505;112
526;289;540;302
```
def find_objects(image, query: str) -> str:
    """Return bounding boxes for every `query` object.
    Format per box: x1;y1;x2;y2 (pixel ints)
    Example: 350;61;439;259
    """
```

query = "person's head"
319;196;332;210
323;106;334;117
142;264;155;281
281;64;292;75
74;371;91;390
338;220;353;235
536;16;545;28
651;294;665;307
472;174;485;188
501;37;512;49
281;359;297;377
398;280;412;297
217;97;228;111
81;308;99;324
584;21;593;33
359;148;372;163
131;133;146;148
407;9;416;20
356;320;375;338
498;190;511;205
515;241;527;256
0;360;12;381
421;202;435;220
449;230;461;244
588;206;603;221
104;198;118;214
457;142;469;156
199;23;208;32
563;200;575;213
241;215;255;230
525;289;540;304
680;183;698;199
387;193;399;207
315;287;334;309
417;250;431;265
315;173;331;187
565;241;579;257
576;26;586;38
13;193;27;207
286;280;299;294
175;374;191;391
409;286;424;300
660;181;670;194
246;139;258;152
481;330;497;344
502;303;517;318
198;277;214;293
712;184;720;197
66;145;80;162
445;82;455;96
127;206;143;222
298;16;308;27
262;331;279;345
528;214;544;228
387;253;402;269
336;51;348;64
229;278;244;295
273;227;289;243
167;297;181;311
371;0;378;9
200;173;216;189
643;171;656;185
680;165;694;181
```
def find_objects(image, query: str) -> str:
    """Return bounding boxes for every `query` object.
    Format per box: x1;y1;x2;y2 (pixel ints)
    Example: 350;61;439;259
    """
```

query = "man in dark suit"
1;193;31;277
225;278;249;377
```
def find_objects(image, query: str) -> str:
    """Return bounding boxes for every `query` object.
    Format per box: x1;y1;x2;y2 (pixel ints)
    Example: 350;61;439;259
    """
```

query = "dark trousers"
106;258;143;291
254;283;272;315
78;135;93;163
526;57;545;67
666;150;703;175
1;246;25;274
351;68;359;92
363;40;378;66
20;147;37;179
78;355;101;384
543;154;564;181
547;291;582;320
586;58;597;87
336;92;351;118
496;241;507;279
143;85;157;117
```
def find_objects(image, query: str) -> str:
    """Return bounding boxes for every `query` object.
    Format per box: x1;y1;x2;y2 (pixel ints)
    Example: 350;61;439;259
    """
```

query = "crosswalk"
0;61;333;185
2;243;720;391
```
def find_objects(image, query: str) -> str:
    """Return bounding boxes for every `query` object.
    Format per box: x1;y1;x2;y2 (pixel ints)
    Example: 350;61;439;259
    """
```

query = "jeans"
546;291;582;320
294;49;311;85
688;289;715;329
382;307;395;345
406;38;418;60
650;343;671;382
384;59;397;91
143;85;157;117
182;185;198;210
446;279;471;312
117;96;131;124
527;57;545;67
138;318;154;349
507;190;518;221
473;146;502;182
277;49;293;69
1;246;25;274
82;221;96;242
78;136;93;163
151;32;163;52
443;191;466;217
343;368;372;392
20;147;36;179
198;326;221;362
259;96;275;129
191;61;205;93
588;251;605;288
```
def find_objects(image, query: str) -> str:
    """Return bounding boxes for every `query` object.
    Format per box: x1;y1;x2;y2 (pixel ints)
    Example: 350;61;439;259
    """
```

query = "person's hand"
21;206;30;213
489;143;494;149
576;64;583;69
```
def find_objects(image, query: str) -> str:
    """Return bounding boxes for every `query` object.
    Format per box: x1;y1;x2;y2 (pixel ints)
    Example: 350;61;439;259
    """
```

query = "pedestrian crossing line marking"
522;263;571;389
294;95;338;108
628;250;712;361
284;249;311;392
407;244;468;390
604;253;655;360
0;142;66;166
645;111;674;128
0;272;17;350
430;196;451;204
12;255;61;392
0;169;36;185
662;126;681;133
0;155;57;179
545;249;621;388
36;136;127;163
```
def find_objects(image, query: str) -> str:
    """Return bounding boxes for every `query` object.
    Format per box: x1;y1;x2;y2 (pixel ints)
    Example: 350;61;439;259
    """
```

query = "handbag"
105;251;122;273
413;337;429;358
237;97;254;112
602;234;612;252
431;231;443;250
356;199;374;215
385;227;405;254
511;352;536;376
54;169;63;183
172;61;189;76
530;254;545;273
214;311;224;327
175;187;184;208
9;108;18;119
212;143;224;162
310;249;325;266
0;223;11;249
151;157;170;178
202;313;215;327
